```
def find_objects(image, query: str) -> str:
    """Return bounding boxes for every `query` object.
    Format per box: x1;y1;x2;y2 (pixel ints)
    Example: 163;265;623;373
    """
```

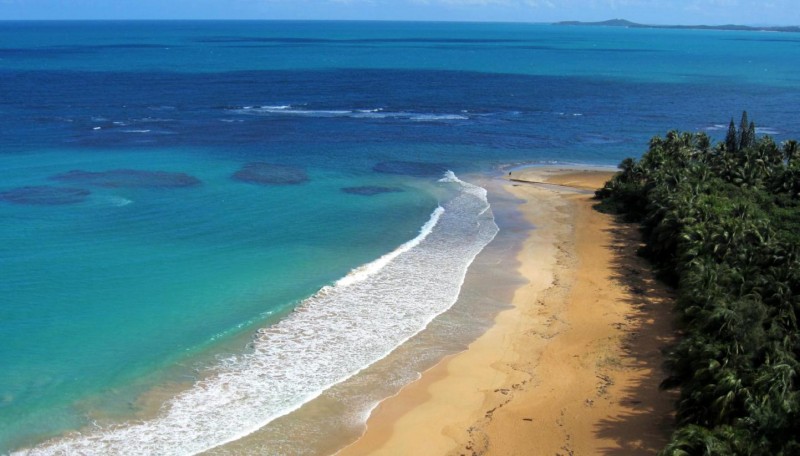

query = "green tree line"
595;112;800;455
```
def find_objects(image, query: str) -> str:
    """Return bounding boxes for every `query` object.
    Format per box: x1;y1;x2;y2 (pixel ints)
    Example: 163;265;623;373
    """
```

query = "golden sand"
338;167;676;456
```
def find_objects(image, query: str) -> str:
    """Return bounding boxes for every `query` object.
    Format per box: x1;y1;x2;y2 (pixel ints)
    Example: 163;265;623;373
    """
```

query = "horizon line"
3;19;557;27
0;18;797;28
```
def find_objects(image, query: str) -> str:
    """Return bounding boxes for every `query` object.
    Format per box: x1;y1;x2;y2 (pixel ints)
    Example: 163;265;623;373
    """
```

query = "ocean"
1;20;799;454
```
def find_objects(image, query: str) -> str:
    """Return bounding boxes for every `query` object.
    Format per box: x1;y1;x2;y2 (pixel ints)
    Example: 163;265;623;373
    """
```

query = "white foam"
18;174;499;456
232;105;470;122
409;114;469;122
107;196;133;207
334;206;444;288
243;106;351;117
704;125;780;135
438;170;463;185
439;170;489;199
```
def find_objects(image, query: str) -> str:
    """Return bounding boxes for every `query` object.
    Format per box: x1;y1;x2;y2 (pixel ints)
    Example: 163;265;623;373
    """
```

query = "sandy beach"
338;167;676;456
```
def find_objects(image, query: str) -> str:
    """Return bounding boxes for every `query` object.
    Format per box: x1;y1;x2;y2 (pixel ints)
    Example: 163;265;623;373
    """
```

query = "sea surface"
1;20;799;454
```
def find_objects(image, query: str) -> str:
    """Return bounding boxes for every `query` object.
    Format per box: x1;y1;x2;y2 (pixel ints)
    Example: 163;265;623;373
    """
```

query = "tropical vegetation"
595;113;800;455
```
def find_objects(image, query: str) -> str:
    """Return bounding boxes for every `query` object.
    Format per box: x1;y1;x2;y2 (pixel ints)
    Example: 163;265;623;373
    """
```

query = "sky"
0;0;798;25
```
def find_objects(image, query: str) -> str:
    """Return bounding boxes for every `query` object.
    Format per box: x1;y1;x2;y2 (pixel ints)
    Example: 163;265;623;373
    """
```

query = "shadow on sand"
592;207;678;455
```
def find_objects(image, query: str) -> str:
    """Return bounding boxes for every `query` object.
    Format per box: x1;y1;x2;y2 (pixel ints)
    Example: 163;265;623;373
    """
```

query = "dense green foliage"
596;113;800;455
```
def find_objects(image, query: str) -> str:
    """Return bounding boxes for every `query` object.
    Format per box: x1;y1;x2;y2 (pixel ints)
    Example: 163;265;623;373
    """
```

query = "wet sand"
338;167;676;456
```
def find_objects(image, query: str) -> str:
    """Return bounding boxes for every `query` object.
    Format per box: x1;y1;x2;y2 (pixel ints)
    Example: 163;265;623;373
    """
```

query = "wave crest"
335;206;444;288
232;105;469;122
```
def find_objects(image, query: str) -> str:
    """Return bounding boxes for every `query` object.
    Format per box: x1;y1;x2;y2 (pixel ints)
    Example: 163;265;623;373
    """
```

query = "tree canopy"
596;113;800;456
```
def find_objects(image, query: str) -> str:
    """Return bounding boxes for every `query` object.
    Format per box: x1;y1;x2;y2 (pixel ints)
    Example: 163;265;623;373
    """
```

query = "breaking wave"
233;105;469;122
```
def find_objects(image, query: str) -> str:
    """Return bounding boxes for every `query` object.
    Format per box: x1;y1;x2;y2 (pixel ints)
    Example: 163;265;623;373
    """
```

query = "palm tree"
783;140;799;164
726;119;739;155
597;118;800;455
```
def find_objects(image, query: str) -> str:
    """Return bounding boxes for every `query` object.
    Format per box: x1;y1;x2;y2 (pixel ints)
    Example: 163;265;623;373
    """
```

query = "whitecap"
409;114;469;122
335;206;444;288
107;196;133;207
231;105;469;122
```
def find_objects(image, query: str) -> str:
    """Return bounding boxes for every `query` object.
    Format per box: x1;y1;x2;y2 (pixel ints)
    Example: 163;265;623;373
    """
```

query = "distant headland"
555;18;800;33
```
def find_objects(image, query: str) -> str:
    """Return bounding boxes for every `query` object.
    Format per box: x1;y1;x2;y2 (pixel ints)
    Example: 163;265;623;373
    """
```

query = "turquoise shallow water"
0;147;438;449
1;21;800;453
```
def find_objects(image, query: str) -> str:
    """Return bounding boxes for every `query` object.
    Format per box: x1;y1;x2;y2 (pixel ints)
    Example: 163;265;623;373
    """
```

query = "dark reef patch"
50;169;201;188
341;186;403;196
232;162;309;185
372;161;448;178
0;186;90;205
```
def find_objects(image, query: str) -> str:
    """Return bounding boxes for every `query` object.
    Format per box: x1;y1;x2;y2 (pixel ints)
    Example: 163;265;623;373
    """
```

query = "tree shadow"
591;208;678;455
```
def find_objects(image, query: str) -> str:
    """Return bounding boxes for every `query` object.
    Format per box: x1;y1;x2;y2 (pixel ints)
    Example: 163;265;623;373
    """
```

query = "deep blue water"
1;20;799;453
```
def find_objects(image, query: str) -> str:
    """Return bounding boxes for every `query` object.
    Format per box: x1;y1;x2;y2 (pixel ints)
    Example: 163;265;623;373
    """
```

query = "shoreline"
338;166;676;455
15;171;523;455
205;172;524;455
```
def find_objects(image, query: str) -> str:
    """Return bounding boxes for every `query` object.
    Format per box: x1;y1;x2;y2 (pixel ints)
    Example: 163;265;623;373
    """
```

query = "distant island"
556;18;800;33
